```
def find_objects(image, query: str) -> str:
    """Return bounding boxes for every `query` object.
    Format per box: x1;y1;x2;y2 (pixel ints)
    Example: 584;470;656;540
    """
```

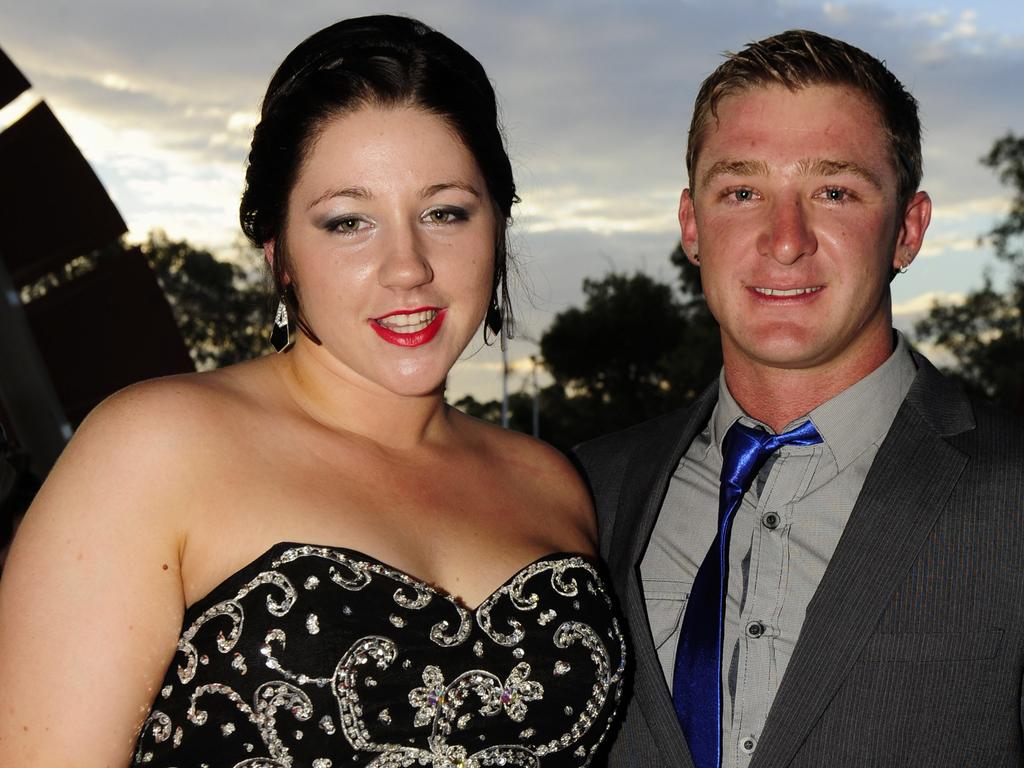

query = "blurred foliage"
26;135;1024;458
22;230;271;370
4;232;268;551
915;132;1024;414
138;231;270;369
465;133;1024;451
456;246;721;453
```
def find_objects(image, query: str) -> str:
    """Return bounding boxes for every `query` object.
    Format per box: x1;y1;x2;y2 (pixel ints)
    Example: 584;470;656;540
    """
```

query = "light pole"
500;336;510;429
530;355;540;438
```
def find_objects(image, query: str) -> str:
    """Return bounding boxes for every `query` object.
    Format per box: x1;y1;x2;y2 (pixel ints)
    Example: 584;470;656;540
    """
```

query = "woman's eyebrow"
419;181;481;198
308;185;372;209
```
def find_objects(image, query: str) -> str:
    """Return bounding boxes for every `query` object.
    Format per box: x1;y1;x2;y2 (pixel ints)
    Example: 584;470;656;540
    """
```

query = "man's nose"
758;196;818;265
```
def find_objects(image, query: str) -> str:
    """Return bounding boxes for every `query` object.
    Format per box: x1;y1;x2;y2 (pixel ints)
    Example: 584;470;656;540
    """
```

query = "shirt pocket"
643;578;690;649
858;628;1003;663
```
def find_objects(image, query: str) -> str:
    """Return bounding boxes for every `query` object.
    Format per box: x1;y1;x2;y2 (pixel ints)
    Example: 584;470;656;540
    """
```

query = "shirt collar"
710;331;918;472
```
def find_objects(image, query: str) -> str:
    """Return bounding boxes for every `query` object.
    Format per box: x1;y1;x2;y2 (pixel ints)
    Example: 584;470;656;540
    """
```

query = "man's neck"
723;336;897;433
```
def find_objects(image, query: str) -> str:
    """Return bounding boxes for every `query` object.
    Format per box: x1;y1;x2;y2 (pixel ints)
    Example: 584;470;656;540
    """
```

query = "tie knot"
721;419;822;498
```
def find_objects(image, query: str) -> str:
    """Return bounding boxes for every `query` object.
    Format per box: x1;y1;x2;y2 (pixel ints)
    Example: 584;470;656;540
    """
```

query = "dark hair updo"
240;14;518;343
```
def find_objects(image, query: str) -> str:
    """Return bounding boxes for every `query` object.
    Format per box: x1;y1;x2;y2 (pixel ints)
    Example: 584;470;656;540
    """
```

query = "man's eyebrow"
308;186;372;209
799;159;883;190
699;158;885;192
700;160;770;189
420;181;482;198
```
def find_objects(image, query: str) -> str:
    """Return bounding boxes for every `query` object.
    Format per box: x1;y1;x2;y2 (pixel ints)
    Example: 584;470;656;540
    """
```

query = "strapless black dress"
132;543;627;767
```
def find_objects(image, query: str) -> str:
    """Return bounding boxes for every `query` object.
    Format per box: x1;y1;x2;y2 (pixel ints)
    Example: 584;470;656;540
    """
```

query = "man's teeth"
377;309;438;333
753;286;822;297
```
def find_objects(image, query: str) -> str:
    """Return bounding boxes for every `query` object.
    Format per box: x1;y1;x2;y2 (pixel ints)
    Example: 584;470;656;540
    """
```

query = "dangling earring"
270;300;293;353
484;291;503;346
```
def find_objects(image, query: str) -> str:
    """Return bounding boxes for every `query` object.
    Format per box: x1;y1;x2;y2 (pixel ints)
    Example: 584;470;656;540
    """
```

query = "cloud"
448;342;549;402
2;0;1021;401
5;0;1021;251
452;356;543;375
944;10;979;42
919;10;949;29
918;234;982;259
45;104;245;244
518;186;680;236
822;3;854;24
0;90;40;133
907;340;958;368
227;111;258;134
931;195;1012;222
892;291;966;317
892;292;967;357
96;71;143;93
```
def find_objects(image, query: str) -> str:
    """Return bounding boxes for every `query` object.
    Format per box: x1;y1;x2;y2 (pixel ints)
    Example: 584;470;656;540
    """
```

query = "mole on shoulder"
162;563;169;571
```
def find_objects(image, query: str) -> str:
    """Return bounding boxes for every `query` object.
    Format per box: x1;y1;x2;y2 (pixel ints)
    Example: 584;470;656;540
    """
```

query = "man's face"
680;84;931;385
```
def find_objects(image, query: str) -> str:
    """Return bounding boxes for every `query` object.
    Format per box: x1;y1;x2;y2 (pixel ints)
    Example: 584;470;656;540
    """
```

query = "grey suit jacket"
576;353;1024;767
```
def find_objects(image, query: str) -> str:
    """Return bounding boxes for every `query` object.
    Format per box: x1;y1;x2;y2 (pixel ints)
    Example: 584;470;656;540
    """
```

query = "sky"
1;0;1022;403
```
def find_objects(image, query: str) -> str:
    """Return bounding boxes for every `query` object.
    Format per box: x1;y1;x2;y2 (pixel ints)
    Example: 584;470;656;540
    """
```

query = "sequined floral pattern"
132;544;627;768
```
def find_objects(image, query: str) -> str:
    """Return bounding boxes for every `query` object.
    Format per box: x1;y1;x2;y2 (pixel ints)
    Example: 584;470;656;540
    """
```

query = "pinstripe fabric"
576;350;1024;768
578;387;717;768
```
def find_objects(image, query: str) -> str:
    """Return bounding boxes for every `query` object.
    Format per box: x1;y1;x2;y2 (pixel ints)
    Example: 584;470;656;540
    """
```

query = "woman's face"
277;104;498;397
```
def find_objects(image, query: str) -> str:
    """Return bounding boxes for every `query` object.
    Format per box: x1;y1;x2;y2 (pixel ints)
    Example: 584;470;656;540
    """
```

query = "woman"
0;15;626;768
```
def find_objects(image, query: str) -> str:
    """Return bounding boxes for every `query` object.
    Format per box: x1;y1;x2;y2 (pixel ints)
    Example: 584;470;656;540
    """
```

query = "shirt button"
740;736;757;754
746;621;765;638
762;512;780;529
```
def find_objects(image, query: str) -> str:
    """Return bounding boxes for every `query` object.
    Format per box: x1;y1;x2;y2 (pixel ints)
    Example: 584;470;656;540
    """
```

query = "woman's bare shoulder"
454;410;595;539
31;360;274;535
0;365;271;766
76;360;271;458
89;360;265;421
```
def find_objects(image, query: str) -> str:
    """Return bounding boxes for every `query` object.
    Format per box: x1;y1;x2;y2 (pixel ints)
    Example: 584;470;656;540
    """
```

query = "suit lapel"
750;357;973;768
611;385;718;768
610;384;719;574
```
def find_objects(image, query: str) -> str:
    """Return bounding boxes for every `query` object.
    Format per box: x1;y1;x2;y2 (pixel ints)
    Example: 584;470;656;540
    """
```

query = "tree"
915;133;1024;413
665;244;724;401
537;252;721;448
138;231;270;369
22;231;272;370
541;272;685;414
453;244;722;453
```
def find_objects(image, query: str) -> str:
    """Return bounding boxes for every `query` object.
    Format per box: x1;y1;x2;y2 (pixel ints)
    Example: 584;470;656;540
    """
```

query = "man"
577;30;1024;768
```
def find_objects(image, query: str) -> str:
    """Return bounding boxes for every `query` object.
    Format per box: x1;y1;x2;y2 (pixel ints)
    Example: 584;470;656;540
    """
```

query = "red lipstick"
370;307;446;347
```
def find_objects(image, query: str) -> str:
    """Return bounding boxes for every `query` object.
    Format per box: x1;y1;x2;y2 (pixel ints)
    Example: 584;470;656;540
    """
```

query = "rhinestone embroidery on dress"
132;544;627;767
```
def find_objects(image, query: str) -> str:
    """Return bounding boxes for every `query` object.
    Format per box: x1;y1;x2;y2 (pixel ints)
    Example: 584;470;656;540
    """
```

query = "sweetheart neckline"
185;540;599;618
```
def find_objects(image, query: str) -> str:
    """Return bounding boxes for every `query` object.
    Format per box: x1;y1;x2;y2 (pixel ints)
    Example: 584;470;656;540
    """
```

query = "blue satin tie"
672;419;822;768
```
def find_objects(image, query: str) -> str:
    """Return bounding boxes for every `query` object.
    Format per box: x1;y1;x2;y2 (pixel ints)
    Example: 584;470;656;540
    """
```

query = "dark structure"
0;45;193;558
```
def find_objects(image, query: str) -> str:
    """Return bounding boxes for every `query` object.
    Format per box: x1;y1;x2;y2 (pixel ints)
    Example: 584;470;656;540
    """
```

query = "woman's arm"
0;383;194;767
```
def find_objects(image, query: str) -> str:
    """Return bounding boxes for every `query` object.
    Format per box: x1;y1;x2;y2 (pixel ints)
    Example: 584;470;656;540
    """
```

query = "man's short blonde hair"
686;29;922;206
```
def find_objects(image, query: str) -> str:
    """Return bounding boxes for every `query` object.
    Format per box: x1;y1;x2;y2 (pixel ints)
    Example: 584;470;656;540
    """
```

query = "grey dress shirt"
641;333;918;768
